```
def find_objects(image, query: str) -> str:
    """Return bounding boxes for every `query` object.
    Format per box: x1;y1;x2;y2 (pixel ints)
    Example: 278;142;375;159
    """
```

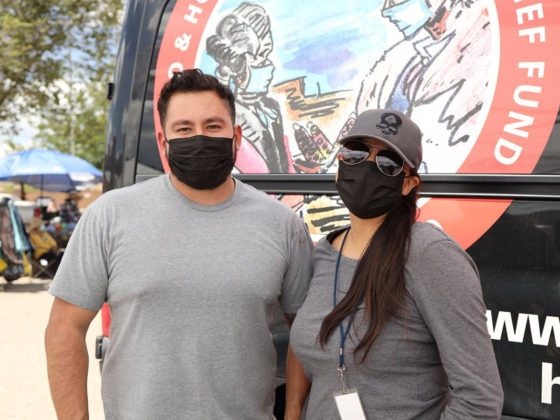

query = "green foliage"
0;0;124;168
36;80;108;169
0;1;64;127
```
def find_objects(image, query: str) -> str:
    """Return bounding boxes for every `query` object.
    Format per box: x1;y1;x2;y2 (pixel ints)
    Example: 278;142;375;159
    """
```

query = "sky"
0;121;39;157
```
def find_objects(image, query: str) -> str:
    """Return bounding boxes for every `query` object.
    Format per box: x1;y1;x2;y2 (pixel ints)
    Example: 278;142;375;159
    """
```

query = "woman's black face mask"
336;160;405;219
166;135;235;190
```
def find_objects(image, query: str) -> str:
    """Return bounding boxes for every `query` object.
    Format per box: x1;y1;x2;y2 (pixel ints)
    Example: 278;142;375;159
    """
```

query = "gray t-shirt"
50;175;313;420
291;222;503;419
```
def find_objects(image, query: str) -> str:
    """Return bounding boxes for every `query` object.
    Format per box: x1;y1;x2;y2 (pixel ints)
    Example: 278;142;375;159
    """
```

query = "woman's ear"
402;174;420;196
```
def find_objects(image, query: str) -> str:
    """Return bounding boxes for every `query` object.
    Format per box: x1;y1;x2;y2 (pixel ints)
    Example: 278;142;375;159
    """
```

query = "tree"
0;0;124;135
35;80;108;169
33;0;124;170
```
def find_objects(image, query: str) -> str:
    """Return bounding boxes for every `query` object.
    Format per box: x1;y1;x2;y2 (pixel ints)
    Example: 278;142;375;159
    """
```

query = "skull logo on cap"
376;112;402;135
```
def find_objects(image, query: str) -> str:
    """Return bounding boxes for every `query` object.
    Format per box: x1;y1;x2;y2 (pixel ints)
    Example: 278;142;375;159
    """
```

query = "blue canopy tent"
0;149;102;194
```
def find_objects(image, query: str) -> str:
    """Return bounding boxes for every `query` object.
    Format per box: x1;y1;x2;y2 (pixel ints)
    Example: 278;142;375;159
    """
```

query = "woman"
287;109;503;419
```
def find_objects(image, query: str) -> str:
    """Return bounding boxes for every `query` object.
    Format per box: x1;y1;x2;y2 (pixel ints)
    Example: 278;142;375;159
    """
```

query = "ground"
0;276;104;419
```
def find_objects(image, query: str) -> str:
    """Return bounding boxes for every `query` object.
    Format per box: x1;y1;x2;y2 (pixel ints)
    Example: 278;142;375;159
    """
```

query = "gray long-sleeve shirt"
291;222;503;419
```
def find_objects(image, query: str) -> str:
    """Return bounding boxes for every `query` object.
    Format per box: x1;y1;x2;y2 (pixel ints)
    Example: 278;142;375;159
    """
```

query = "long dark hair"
318;181;420;363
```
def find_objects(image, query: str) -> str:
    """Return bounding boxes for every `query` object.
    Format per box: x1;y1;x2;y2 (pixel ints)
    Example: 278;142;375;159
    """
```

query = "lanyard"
333;228;358;372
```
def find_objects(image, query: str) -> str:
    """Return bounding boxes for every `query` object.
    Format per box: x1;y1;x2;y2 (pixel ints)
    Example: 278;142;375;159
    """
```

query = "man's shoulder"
102;175;165;200
236;180;295;217
87;175;167;215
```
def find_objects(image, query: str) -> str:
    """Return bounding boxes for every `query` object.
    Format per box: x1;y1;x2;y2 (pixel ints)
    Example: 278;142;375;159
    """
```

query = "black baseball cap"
338;109;423;169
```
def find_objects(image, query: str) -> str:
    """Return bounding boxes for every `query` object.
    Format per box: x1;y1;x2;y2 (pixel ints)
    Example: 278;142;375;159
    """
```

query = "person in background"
59;191;82;232
27;217;62;273
42;198;61;236
45;198;60;220
45;69;313;420
286;109;503;419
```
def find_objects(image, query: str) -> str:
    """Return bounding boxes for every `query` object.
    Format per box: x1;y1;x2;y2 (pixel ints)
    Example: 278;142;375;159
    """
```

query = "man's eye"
208;124;221;129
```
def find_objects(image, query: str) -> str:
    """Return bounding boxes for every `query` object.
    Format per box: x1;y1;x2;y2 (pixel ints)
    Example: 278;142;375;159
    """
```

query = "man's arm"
45;297;98;420
284;313;311;420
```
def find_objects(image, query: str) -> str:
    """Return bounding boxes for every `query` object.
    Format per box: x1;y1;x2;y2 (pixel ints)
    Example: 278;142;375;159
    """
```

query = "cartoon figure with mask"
357;0;491;172
206;2;293;174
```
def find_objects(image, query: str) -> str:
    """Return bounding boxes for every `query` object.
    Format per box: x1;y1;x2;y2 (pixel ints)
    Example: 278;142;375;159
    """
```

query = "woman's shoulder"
408;222;474;267
407;222;479;285
314;226;350;253
310;229;344;261
410;221;458;250
313;234;333;255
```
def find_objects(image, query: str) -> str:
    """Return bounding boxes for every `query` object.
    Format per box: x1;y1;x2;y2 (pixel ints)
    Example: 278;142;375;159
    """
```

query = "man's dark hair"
157;68;236;129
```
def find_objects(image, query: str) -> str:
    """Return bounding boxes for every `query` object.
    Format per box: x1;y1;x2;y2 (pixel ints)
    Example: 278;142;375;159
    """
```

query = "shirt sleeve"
49;199;110;311
410;238;504;419
280;215;314;314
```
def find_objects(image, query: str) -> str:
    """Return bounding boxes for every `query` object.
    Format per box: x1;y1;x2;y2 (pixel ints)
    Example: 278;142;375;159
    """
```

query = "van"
100;1;560;418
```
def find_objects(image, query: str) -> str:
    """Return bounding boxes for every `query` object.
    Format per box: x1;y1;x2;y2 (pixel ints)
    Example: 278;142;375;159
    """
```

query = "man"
45;69;313;419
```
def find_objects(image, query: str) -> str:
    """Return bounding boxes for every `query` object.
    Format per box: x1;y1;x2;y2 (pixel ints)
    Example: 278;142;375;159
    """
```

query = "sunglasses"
339;140;404;176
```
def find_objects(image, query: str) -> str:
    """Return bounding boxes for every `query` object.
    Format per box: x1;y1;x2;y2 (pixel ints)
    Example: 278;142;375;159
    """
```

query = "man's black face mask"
166;135;235;190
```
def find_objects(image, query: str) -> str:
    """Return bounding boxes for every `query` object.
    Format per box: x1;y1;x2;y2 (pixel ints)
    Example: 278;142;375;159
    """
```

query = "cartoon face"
248;30;273;67
381;0;445;37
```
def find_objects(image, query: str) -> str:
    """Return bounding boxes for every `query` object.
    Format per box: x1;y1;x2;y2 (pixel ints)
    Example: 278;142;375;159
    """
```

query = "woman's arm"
285;341;311;420
413;238;504;419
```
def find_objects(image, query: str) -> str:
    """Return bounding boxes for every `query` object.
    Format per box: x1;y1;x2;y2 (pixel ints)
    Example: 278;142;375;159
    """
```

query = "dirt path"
0;277;104;419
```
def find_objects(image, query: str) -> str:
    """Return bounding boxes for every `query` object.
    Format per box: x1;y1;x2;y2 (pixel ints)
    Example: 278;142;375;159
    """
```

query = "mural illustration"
206;3;294;174
357;0;492;173
198;0;493;235
198;0;494;177
154;0;559;244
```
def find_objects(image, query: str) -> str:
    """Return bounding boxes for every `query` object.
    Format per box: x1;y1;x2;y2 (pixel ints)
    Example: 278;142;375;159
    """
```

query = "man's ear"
157;129;167;150
234;124;242;150
157;126;166;146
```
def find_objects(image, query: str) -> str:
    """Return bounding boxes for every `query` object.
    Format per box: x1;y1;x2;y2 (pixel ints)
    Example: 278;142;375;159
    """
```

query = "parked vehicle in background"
101;1;560;418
